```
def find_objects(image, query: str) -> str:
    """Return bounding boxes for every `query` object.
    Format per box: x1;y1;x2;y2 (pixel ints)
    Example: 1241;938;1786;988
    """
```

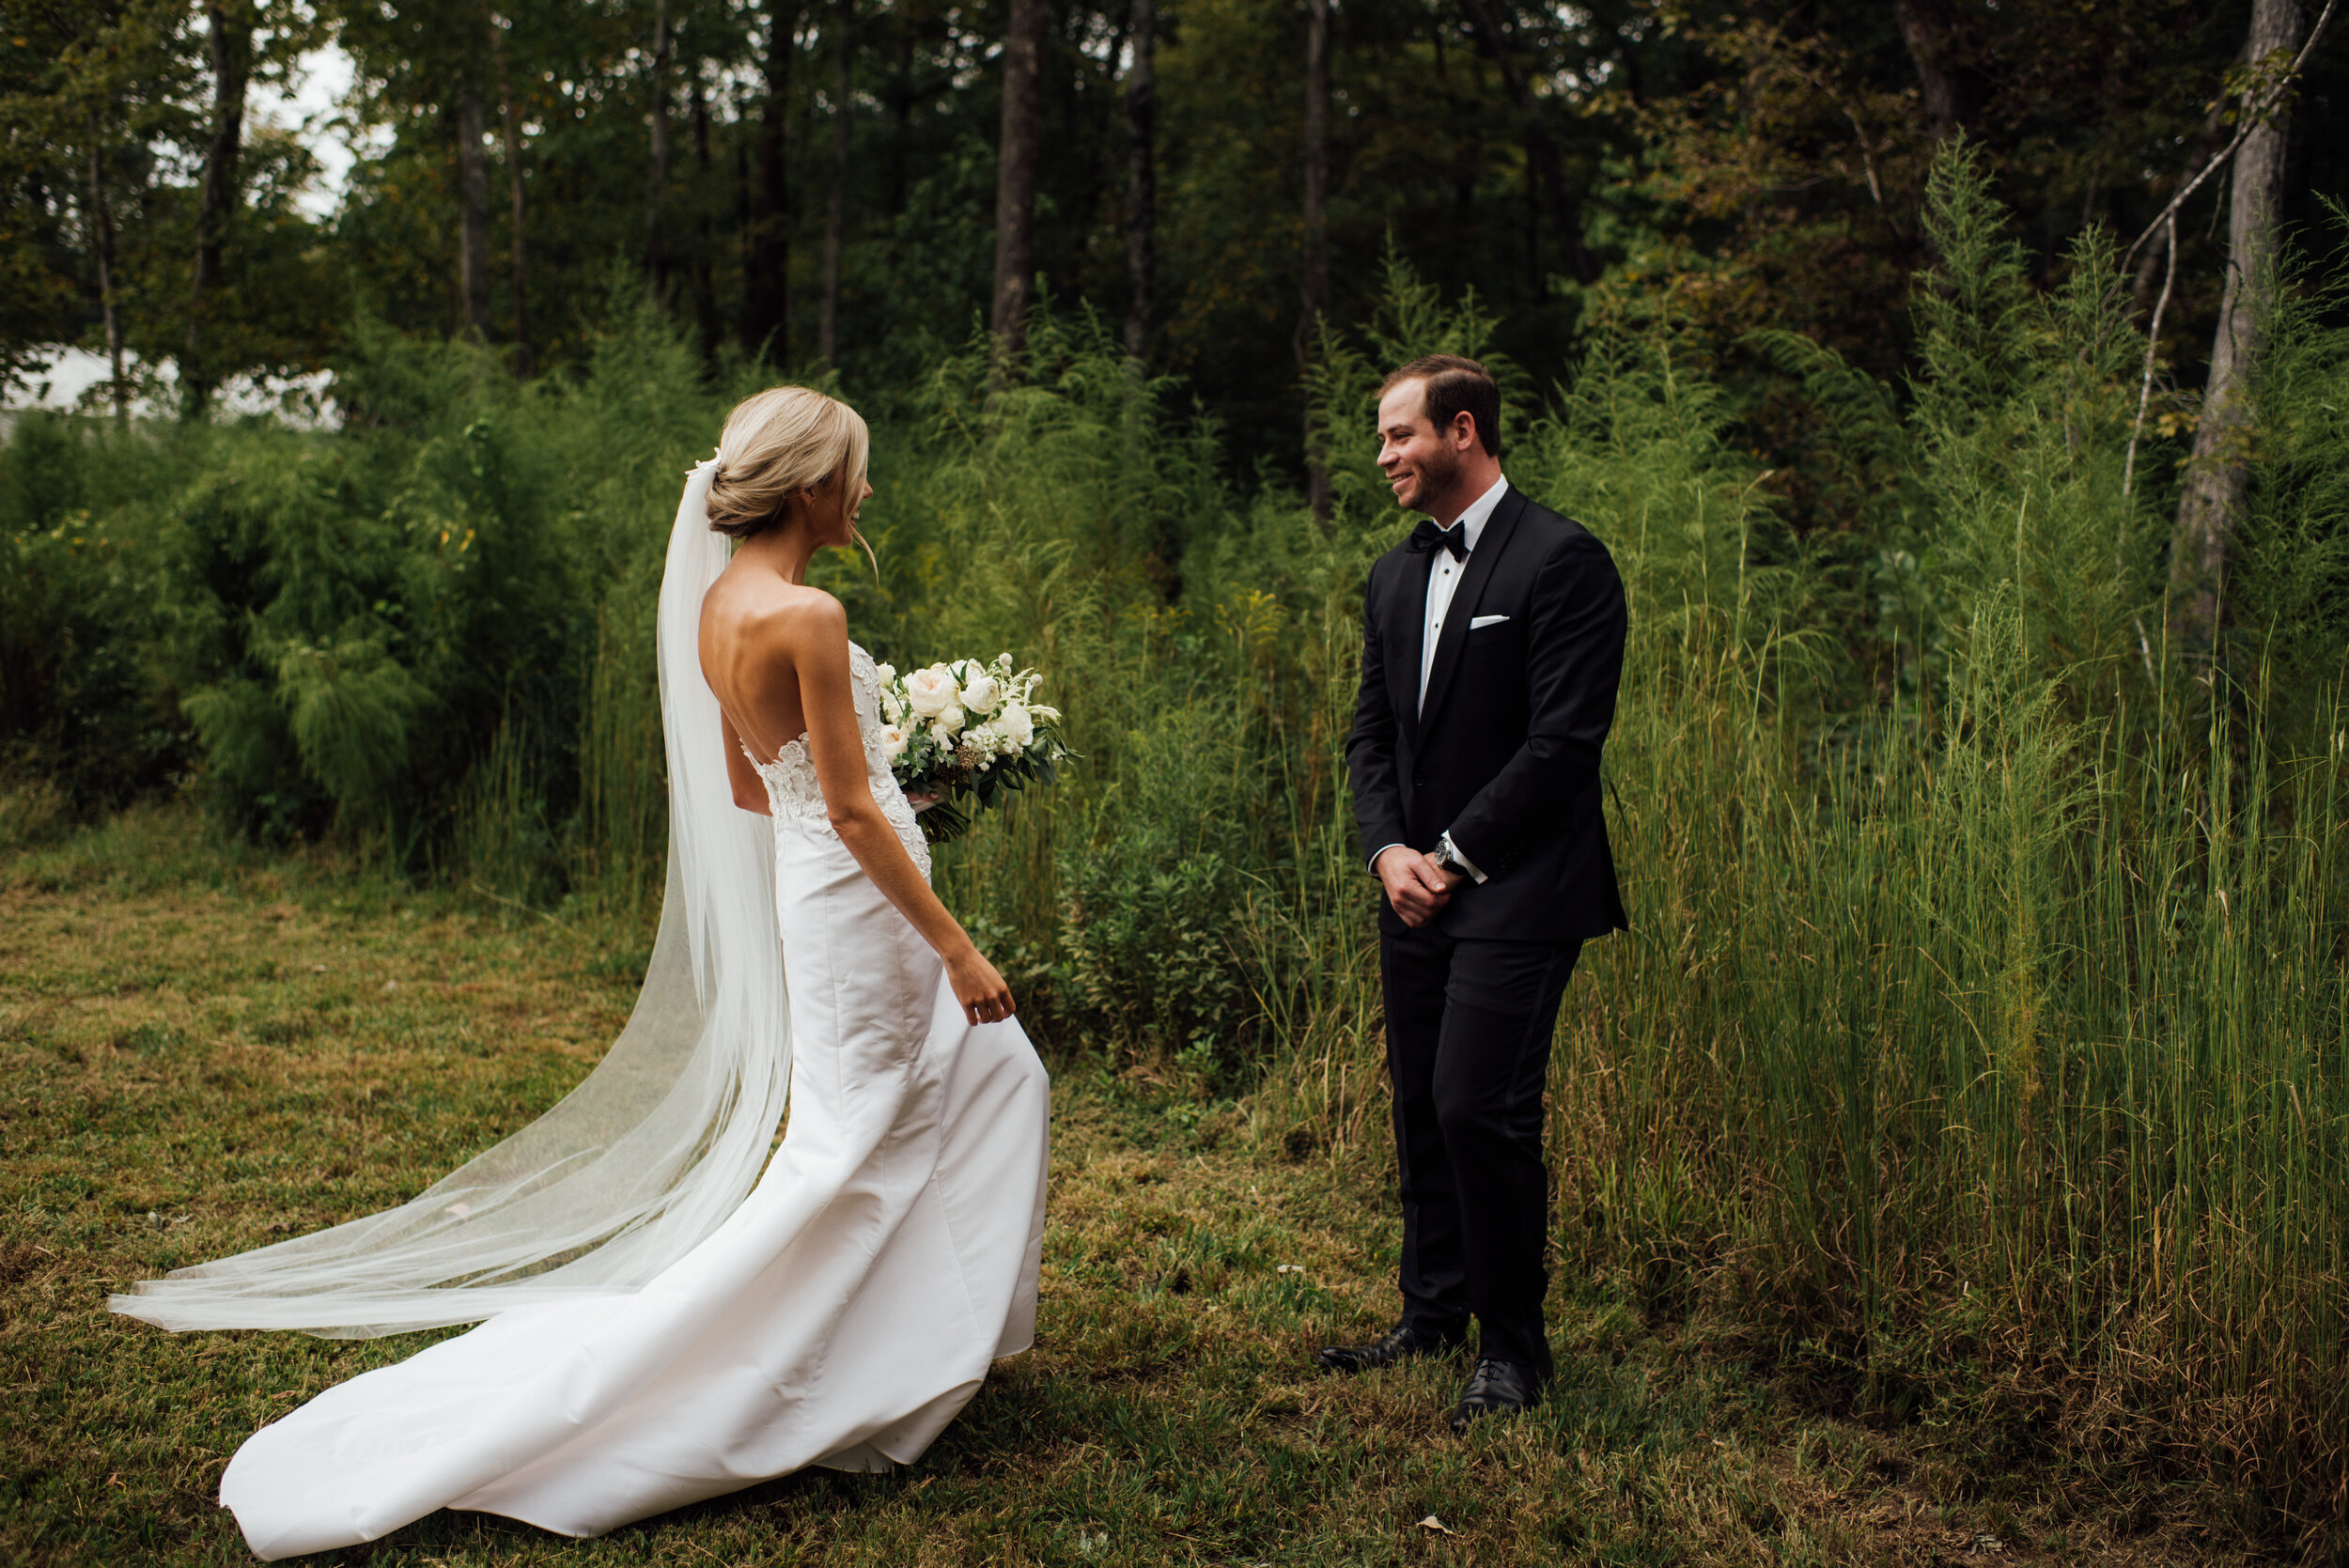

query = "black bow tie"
1408;520;1469;561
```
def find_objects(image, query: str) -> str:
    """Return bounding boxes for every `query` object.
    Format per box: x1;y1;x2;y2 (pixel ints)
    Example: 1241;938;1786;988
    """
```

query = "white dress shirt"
1370;474;1510;886
1419;474;1510;710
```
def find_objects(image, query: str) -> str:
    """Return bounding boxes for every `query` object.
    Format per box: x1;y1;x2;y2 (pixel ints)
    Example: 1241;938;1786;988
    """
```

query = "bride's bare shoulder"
702;572;847;652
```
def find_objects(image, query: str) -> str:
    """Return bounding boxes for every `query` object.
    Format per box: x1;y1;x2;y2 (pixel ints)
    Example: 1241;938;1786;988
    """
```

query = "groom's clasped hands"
1374;844;1468;928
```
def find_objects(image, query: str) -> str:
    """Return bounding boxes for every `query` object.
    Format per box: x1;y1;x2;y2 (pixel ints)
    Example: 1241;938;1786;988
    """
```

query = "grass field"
0;809;2269;1567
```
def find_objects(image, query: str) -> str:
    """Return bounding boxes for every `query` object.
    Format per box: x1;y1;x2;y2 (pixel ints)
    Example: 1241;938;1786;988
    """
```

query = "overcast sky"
256;42;365;223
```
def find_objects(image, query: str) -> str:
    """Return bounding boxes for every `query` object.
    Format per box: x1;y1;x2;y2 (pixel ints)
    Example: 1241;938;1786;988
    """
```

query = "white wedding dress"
109;463;1050;1560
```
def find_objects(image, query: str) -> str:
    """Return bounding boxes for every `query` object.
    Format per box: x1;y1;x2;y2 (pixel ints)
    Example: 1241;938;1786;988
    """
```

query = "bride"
109;386;1050;1560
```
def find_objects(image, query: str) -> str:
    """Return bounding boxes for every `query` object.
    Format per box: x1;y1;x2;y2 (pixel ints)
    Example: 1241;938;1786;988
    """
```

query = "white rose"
998;702;1034;748
937;704;966;735
879;722;909;761
906;665;956;718
873;662;896;686
959;672;1002;714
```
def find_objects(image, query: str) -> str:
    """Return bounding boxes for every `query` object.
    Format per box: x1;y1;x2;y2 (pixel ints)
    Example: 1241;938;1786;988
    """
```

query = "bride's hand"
947;946;1016;1027
904;786;941;814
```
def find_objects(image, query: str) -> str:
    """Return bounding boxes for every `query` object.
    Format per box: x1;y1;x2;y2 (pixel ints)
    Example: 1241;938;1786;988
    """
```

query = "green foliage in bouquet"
876;655;1075;844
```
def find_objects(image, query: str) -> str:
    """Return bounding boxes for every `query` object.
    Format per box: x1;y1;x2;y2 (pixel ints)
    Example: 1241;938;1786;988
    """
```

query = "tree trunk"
745;0;796;361
487;7;531;374
820;0;852;365
646;0;673;298
1455;0;1595;284
889;5;914;218
2169;0;2304;654
458;75;493;337
1124;0;1156;362
86;136;126;423
1892;0;1979;143
186;0;253;417
990;0;1046;357
1299;0;1330;517
692;74;721;364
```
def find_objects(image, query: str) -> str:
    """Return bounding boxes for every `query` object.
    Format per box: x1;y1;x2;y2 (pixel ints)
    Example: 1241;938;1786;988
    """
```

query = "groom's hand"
1376;846;1454;927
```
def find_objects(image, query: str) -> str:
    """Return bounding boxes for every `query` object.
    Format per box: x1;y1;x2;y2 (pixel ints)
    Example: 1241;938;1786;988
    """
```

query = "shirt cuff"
1367;842;1410;877
1438;831;1488;884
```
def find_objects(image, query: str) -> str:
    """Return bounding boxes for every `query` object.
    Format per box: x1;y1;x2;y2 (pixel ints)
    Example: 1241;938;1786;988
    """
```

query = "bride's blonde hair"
706;385;871;544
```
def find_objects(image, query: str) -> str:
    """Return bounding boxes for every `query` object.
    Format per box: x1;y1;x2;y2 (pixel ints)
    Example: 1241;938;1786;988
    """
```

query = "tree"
456;70;492;338
819;0;852;365
1123;0;1155;363
745;0;798;361
84;136;126;420
1298;0;1329;517
1891;0;1980;143
690;70;720;363
645;0;674;300
2168;0;2312;653
1456;0;1595;284
486;5;531;372
187;0;256;415
990;0;1045;355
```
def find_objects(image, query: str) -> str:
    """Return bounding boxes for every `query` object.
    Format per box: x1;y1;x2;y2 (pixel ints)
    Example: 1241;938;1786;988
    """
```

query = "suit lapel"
1391;543;1434;753
1417;486;1525;735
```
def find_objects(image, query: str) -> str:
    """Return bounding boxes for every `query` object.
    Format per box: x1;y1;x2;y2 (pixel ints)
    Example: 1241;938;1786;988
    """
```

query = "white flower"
879;723;909;761
998;702;1034;749
937;704;966;735
959;672;1002;714
874;662;896;686
906;665;957;719
967;721;1003;754
929;720;957;748
998;651;1014;668
881;690;906;723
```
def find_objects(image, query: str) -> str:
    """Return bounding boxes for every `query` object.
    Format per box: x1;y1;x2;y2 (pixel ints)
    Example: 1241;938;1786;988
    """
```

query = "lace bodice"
744;642;930;879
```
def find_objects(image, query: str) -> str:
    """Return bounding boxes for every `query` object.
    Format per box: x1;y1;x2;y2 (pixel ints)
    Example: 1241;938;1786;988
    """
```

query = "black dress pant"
1380;925;1581;1377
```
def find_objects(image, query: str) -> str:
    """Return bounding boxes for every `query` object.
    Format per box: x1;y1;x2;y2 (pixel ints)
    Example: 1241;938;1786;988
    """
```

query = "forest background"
6;0;2349;1554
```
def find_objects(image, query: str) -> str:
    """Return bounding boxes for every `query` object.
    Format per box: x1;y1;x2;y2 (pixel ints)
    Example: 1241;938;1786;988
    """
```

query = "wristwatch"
1431;834;1467;875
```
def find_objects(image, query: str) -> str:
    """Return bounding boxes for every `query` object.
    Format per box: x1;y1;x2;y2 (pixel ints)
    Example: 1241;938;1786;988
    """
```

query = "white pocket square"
1469;614;1511;629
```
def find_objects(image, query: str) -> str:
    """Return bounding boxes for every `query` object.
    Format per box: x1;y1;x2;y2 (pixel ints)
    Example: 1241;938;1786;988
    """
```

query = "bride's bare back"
694;452;1013;1030
699;569;846;793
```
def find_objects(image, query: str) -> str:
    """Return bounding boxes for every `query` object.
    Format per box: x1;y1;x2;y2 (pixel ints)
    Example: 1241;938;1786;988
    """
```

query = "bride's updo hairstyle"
706;385;871;542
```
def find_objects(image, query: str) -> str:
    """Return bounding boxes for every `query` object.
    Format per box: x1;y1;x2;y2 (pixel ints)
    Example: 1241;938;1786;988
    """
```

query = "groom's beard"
1401;444;1463;515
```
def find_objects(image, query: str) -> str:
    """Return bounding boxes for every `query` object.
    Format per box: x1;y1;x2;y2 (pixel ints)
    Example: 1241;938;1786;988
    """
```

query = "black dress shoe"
1315;1322;1468;1374
1449;1358;1544;1431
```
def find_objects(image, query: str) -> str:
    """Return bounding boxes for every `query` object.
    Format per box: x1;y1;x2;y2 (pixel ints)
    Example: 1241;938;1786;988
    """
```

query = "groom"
1323;354;1627;1431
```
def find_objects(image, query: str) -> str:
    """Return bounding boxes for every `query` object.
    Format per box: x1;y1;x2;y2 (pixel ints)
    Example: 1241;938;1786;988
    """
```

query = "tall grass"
3;147;2344;1542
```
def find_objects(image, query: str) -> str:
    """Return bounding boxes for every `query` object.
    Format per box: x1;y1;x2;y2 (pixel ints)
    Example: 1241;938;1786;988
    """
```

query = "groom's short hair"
1380;355;1501;458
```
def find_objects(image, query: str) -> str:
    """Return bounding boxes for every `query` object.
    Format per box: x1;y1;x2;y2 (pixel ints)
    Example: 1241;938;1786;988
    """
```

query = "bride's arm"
789;598;1017;1027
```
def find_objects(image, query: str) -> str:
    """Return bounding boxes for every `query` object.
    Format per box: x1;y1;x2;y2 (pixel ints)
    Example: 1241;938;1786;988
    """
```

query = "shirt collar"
1450;474;1509;553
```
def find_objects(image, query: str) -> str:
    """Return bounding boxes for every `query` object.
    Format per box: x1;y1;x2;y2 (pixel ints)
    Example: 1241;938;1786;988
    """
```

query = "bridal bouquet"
876;653;1073;843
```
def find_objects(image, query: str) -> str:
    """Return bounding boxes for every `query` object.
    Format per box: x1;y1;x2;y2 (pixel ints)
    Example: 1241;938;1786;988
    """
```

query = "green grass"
0;813;2271;1567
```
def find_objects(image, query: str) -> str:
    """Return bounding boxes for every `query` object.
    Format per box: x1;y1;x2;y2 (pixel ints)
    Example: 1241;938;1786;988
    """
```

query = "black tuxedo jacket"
1346;485;1629;943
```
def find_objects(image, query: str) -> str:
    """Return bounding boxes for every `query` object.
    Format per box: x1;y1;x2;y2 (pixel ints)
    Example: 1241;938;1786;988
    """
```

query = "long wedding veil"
110;460;791;1339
